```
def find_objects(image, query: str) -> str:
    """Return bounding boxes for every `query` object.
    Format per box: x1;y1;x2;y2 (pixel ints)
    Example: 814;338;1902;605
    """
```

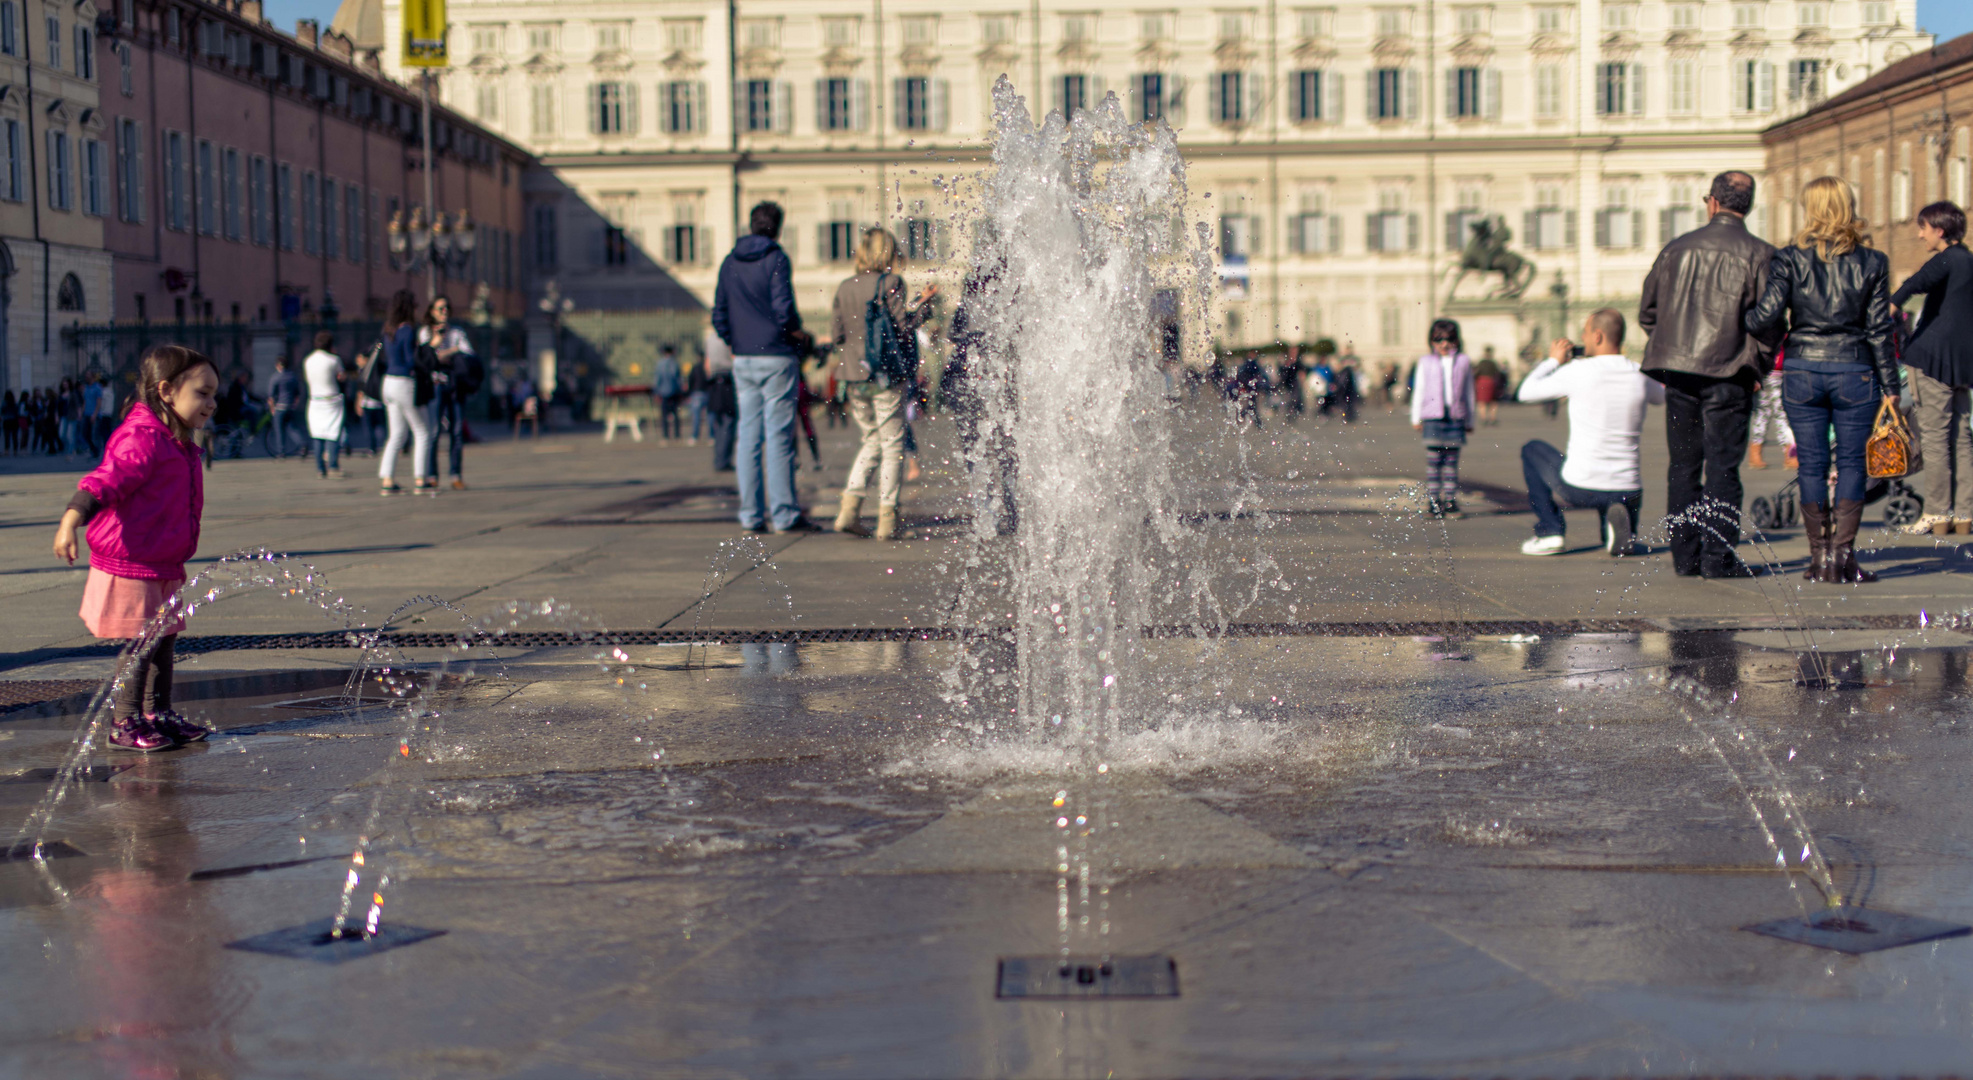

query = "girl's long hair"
134;344;217;442
1793;176;1869;260
1427;318;1464;355
384;289;418;333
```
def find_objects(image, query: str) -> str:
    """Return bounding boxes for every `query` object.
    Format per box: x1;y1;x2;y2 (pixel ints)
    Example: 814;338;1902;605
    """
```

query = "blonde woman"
1745;175;1898;584
828;227;938;539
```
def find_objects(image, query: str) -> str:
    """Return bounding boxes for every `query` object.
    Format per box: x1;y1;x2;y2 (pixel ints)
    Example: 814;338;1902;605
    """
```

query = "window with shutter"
773;81;792;133
1371;69;1406;119
1139;73;1166;122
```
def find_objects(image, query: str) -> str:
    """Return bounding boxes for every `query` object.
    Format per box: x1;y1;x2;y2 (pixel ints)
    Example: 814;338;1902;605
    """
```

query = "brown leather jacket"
1638;213;1776;381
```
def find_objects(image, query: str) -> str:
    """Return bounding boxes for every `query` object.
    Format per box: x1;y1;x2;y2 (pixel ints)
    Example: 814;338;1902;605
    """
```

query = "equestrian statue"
1446;216;1536;300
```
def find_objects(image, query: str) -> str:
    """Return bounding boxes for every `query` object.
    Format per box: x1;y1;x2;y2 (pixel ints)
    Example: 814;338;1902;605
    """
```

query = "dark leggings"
1426;446;1462;504
112;635;176;720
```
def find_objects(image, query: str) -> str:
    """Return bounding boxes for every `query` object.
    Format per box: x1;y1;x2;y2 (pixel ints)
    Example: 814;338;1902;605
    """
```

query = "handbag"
1865;397;1920;479
356;342;386;401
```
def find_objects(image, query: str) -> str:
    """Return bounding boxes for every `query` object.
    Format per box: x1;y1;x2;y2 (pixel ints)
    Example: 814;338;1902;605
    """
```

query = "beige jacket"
830;271;926;384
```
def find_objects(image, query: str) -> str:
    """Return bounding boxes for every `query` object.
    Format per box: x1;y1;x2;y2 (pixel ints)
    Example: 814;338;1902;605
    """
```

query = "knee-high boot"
1829;499;1878;584
1799;502;1830;582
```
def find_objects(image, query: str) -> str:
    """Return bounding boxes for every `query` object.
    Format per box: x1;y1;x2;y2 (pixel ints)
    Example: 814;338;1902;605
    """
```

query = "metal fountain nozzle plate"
996;955;1179;999
1743;906;1972;955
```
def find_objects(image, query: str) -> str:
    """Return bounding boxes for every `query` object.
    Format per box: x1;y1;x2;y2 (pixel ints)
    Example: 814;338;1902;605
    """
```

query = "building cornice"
541;130;1764;170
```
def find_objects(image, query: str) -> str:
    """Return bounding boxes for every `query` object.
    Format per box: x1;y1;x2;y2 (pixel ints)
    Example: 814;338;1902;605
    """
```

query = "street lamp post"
387;205;478;285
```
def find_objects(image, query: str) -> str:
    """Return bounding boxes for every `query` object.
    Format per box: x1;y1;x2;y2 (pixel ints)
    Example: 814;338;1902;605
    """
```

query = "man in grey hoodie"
712;201;818;532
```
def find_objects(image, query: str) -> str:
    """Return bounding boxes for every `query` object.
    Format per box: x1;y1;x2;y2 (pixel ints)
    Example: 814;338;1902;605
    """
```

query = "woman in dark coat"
1890;200;1973;534
1745;175;1898;584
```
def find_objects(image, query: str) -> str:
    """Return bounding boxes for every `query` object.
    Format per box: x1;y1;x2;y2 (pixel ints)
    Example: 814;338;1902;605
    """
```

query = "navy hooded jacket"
711;234;803;359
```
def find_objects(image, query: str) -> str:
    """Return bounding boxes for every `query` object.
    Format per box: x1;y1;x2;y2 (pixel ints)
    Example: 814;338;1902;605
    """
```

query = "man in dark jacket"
1638;170;1774;577
712;201;818;532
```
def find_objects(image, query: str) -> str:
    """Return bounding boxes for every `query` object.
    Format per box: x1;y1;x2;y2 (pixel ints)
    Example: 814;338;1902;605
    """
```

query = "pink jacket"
77;405;204;580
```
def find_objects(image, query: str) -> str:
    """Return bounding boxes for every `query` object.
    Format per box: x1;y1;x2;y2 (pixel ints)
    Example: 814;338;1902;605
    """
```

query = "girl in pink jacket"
53;345;217;752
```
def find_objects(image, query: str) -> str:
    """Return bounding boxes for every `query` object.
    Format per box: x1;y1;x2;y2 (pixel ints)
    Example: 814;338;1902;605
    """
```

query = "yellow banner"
402;0;448;67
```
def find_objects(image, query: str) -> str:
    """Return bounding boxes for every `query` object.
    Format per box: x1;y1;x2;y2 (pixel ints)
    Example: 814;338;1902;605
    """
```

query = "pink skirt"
79;569;187;640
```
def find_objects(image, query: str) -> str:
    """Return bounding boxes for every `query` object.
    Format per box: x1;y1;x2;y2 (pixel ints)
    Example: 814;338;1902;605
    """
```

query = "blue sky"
263;0;1973;57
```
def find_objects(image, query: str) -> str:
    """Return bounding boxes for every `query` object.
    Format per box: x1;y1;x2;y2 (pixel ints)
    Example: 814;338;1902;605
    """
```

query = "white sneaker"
1520;534;1566;556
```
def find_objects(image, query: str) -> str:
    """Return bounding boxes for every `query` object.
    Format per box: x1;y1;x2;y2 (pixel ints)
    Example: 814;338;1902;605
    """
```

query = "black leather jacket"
1744;244;1898;397
1639;214;1775;380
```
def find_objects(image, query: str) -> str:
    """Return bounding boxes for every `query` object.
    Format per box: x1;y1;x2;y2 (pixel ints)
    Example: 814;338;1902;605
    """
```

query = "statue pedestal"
1441;298;1530;379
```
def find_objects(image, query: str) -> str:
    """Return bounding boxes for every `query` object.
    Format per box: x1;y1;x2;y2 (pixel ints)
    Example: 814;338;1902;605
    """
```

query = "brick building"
1762;32;1973;286
87;0;533;378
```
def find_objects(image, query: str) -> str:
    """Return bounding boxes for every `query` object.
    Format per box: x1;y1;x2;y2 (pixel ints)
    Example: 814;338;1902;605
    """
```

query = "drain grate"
0;680;99;714
225;918;447;964
997;955;1179;999
1743;907;1972;954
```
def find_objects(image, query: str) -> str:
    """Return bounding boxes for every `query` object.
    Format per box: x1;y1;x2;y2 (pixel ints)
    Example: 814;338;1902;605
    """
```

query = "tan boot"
1747;443;1768;470
874;505;900;541
835;491;871;536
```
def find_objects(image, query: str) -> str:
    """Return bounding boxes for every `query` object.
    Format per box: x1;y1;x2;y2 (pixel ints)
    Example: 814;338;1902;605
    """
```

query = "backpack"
863;274;919;389
413;343;440;406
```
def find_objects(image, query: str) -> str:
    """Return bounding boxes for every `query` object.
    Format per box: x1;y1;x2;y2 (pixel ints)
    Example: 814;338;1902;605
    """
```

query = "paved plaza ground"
3;399;1973;1077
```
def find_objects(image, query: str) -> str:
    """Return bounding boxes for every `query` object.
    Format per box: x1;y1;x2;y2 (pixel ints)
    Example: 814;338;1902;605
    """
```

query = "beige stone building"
1;0;115;394
345;0;1932;372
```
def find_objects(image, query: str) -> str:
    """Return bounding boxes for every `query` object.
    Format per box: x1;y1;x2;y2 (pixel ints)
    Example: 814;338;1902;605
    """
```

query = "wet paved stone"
4;405;1973;1076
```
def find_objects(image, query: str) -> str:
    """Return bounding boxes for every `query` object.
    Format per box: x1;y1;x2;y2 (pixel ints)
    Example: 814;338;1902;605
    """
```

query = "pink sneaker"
106;715;173;753
148;710;210;743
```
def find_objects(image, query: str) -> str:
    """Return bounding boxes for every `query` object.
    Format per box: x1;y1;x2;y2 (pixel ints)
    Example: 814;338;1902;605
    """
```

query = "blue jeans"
1521;440;1641;538
1783;367;1879;505
314;437;340;474
687;390;709;439
732;355;802;529
267;409;302;457
422;390;466;478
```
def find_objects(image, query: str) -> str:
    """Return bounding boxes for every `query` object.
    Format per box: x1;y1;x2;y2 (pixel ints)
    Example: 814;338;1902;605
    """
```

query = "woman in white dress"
302;330;347;478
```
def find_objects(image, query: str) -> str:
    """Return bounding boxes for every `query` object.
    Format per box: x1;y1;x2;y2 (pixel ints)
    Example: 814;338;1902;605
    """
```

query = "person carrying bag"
828;227;937;540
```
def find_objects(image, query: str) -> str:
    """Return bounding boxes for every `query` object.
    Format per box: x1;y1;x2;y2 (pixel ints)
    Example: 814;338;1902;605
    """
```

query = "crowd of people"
1;375;120;458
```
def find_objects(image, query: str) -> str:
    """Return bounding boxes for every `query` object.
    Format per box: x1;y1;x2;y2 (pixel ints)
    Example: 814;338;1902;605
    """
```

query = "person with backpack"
418;296;481;491
711;201;814;530
827;227;938;540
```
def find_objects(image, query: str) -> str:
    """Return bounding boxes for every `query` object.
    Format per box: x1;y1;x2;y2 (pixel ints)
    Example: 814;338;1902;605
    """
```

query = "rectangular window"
0;2;15;56
322;178;337;260
164;131;186;228
1862;1;1890;24
1602;4;1636;30
592;82;630;134
346;185;365;263
222;148;240;239
276;162;293;250
1374;9;1406;37
532;203;557;269
602;225;628;266
195;139;216;234
249;155;269;244
667;80;705;133
1372;68;1406;119
470;25;501;54
745;79;774;131
1668;59;1698;114
1596;62;1639;115
476;82;499;121
981;14;1014;43
0;119;19;202
1139;72;1166;122
899;76;937;130
1671;3;1701;28
901;15;935;46
1219;214;1250;259
1536;6;1565;31
904;217;936;261
301;171;319;253
82;139;104;215
821;17;856;47
822;219;855;262
1380;304;1402;347
1450;67;1483;118
47;130;70;210
1456;7;1485;33
1735;59;1775;111
1787;59;1824;103
1525;206;1575;249
531;84;556;136
1797;2;1826;25
114;119;139;219
662;223;696;264
1292;70;1322;122
1055;74;1086;118
75;24;93;78
46;14;58;69
119;41;131;93
1215;70;1246;123
1365;210;1411;251
526;25;554;51
1733;3;1764;29
820;77;854;131
1536;66;1565;118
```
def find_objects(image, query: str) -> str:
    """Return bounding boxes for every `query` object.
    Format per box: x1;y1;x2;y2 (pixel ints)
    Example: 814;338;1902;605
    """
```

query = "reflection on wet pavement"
4;634;1973;1076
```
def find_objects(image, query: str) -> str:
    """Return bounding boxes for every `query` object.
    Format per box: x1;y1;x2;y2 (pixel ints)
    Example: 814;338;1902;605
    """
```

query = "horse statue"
1446;216;1536;300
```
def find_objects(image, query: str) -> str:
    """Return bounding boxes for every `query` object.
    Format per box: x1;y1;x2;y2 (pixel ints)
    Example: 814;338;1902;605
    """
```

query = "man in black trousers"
1638;171;1775;578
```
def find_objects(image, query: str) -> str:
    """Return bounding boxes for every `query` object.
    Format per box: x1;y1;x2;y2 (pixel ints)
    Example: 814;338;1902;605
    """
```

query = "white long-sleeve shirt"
1516;353;1665;492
